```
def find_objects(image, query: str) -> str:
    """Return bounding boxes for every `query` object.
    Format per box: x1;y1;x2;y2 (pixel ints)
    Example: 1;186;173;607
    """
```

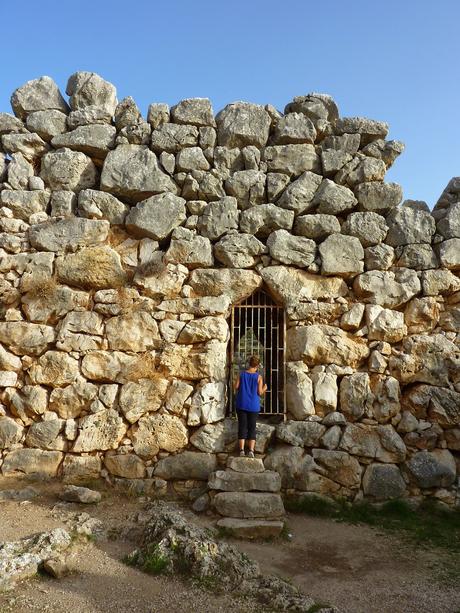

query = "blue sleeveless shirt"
236;371;260;413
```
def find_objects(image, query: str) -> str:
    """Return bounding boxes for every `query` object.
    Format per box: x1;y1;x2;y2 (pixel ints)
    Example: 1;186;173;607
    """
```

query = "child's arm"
234;374;240;392
258;375;268;396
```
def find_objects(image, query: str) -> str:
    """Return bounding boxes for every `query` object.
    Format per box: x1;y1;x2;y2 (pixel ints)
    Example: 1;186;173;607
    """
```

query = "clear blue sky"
1;0;459;207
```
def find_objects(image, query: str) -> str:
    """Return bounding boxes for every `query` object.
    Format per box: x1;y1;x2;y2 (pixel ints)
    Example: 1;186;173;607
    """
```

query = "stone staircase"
209;456;285;538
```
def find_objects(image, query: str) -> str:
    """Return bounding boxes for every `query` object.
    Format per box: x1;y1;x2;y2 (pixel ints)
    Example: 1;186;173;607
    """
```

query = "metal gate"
229;288;286;416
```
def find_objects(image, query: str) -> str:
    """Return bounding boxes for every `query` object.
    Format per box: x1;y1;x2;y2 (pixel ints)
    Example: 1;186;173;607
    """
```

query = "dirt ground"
0;477;459;613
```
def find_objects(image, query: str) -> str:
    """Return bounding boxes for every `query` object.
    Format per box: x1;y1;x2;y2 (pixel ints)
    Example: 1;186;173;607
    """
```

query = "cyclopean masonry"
0;72;459;508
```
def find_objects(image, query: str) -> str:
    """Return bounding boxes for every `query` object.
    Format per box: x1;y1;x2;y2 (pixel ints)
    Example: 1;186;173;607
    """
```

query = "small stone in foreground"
42;557;70;579
60;485;102;504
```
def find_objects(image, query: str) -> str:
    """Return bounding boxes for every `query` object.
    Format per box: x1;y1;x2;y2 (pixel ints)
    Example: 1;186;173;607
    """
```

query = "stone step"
214;491;285;519
226;456;265;473
209;469;281;492
217;517;284;539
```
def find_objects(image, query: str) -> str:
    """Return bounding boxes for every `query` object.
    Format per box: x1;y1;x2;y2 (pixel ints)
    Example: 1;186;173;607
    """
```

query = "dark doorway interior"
228;288;285;416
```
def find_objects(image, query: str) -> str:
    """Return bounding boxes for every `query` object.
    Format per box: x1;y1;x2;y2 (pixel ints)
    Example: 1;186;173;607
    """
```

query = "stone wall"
0;72;459;505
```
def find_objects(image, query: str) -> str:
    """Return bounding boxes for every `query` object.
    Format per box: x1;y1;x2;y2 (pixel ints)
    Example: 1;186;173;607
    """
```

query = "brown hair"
248;355;260;368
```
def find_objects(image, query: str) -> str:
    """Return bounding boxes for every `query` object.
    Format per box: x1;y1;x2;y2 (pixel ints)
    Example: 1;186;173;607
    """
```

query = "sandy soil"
0;477;459;613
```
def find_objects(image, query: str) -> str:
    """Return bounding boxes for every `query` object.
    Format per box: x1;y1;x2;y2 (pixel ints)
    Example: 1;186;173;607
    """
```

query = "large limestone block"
189;268;261;304
362;463;406;500
319;234;364;277
313;179;357;215
312;449;362;488
263;144;320;176
404;449;456;488
225;170;266;209
0;417;23;449
51;124;116;158
132;413;188;457
439;238;460;270
261;266;348;306
437;202;460;239
160;340;227;381
0;190;50;221
276;420;326;447
342;211;388;247
134;253;188;299
81;351;156;384
272;112;316;145
29;218;109;253
209;469;281;492
190;419;238;452
66;71;117;114
55;310;104;351
154;450;217;480
105;311;161;352
0;322;55;355
385;207;436;246
0;112;25;134
56;246;126;289
165;380;194;414
389;334;459;386
26;109;68;140
364;243;395;271
2;449;63;476
286;362;315;419
197;196;239;240
0;345;22;371
287;324;369;368
353;268;421;308
276;171;322;214
62;455;102;483
334;117;388;144
404;297;440;334
227;456;265;473
214;233;266;268
119;377;169;423
22;283;90;327
6;152;34;189
100;145;178;201
355;181;403;213
78;189;130;224
24;420;64;451
285;93;339;125
293;214;341;241
214;492;285;519
104;454;146;479
267;229;316;267
1;132;49;160
158;296;231;316
177;316;229;344
28;351;79;387
422;269;460;295
126;192;186;239
340;424;406;463
5;385;48;420
310;371;338;415
40;148;97;191
264;445;316;490
165;227;213;268
188;381;226;425
150;123;199;152
239;203;294;237
49;379;98;419
171;98;215;127
11;76;69;119
365;305;407;342
216;102;271;148
73;409;127;452
394;243;438;270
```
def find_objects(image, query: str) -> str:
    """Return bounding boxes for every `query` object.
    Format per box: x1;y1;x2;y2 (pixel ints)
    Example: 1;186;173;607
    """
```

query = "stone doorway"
228;288;286;416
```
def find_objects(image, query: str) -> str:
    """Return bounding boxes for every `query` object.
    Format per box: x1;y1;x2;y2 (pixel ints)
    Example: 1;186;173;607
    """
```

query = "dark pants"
237;410;258;440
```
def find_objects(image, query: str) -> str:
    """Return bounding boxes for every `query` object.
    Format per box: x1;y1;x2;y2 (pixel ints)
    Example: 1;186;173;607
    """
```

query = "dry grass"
20;274;57;299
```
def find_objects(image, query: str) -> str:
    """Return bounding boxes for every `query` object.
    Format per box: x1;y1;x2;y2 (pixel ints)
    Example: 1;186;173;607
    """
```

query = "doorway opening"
228;287;286;416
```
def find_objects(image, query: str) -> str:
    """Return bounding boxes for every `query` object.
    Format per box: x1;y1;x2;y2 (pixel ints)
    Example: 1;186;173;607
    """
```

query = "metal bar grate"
228;288;286;416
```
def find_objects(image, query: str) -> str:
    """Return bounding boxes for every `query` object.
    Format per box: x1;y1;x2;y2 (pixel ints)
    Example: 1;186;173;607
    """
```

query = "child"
234;355;267;458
